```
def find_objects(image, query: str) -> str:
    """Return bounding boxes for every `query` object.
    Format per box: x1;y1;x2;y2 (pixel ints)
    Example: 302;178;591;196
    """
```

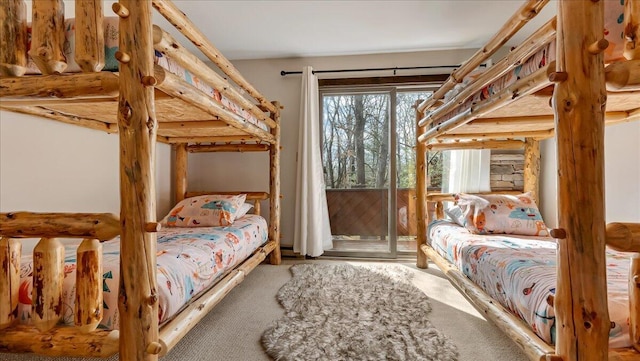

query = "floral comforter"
428;220;631;348
17;214;268;330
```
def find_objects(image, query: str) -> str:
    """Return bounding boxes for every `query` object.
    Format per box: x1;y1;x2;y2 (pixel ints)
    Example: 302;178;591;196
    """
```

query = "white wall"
187;49;478;247
0;112;173;219
540;120;640;227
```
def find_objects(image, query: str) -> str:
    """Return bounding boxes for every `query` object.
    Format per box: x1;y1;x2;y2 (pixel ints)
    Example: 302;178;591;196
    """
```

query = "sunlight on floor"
334;259;489;321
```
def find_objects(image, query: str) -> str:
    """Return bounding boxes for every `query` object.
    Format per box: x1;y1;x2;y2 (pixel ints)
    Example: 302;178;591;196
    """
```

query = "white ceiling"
31;0;558;60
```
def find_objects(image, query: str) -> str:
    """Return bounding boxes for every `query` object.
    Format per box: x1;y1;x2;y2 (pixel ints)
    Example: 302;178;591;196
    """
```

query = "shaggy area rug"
261;263;458;361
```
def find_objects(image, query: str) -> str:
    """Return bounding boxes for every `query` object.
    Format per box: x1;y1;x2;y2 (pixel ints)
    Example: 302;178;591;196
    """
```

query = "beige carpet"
0;259;527;361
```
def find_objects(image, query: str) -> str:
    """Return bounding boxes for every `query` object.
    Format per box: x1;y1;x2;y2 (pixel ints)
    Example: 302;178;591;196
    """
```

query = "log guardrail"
0;212;125;357
417;0;550;113
0;0;278;136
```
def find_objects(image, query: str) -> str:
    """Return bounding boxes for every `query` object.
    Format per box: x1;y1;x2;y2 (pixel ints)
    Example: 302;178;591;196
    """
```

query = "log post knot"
118;100;133;123
148;292;158;306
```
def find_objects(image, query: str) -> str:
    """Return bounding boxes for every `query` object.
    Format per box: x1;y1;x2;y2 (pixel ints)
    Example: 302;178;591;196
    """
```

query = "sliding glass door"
320;87;431;258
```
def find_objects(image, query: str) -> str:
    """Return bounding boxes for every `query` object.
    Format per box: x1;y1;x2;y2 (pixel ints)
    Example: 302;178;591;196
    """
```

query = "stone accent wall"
490;153;524;191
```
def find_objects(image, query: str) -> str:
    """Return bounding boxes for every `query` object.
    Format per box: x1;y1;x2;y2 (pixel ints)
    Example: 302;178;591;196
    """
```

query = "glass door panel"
321;91;393;257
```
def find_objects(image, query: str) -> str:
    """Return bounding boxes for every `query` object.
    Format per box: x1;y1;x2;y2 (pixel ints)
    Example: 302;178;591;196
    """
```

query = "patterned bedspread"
17;214;268;330
428;220;631;348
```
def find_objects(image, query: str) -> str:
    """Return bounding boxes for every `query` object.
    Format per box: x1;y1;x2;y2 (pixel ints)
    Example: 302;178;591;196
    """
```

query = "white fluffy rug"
262;263;459;361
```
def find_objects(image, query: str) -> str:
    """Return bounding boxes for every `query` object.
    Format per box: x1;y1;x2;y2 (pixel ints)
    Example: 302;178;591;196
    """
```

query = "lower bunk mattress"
428;220;631;348
16;214;268;330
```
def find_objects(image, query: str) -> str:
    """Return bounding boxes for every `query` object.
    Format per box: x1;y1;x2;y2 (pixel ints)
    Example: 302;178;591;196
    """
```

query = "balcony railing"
325;188;419;238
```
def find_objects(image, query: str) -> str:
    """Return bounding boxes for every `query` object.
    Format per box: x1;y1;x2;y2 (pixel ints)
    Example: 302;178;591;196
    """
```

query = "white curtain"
445;149;491;193
293;66;333;257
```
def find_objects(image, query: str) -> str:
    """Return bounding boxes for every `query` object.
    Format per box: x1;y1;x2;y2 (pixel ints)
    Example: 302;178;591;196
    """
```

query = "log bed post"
523;138;541;205
116;0;159;360
415;100;428;269
269;101;282;265
0;237;21;330
175;143;188;203
0;0;27;77
552;1;610;360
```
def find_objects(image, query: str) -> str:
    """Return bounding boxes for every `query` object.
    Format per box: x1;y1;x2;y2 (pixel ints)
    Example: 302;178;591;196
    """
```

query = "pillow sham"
162;194;246;227
235;202;254;219
455;192;549;237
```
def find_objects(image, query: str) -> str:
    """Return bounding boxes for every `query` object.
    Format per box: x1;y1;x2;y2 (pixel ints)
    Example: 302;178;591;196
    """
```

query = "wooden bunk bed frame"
415;1;640;361
0;0;281;360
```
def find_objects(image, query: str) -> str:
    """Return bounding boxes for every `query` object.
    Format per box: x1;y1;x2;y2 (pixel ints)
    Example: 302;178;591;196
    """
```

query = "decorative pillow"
235;203;254;219
162;194;246;227
454;192;549;237
444;205;466;227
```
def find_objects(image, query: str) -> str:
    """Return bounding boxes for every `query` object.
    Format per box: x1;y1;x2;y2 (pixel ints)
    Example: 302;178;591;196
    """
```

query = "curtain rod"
280;64;486;76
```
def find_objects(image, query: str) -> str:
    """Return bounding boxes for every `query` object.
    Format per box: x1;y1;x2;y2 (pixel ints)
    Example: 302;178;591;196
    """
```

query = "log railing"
0;0;276;135
417;0;550;113
0;212;123;357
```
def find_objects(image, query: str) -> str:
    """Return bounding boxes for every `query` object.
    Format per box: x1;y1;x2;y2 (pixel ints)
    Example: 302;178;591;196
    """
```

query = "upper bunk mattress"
25;18;268;131
16;214;268;330
428;220;631;348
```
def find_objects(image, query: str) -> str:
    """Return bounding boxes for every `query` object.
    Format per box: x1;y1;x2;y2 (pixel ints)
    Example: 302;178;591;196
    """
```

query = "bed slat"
31;238;65;332
75;0;105;72
29;0;67;74
75;239;103;333
0;237;21;330
0;0;27;76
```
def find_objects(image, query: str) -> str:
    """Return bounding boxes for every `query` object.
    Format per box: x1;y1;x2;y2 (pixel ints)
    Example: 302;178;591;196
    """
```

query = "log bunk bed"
0;0;281;360
415;1;639;361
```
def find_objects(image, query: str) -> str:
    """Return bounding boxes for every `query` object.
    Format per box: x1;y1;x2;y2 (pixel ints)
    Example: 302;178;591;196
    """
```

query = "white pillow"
235;203;254;219
444;205;465;226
